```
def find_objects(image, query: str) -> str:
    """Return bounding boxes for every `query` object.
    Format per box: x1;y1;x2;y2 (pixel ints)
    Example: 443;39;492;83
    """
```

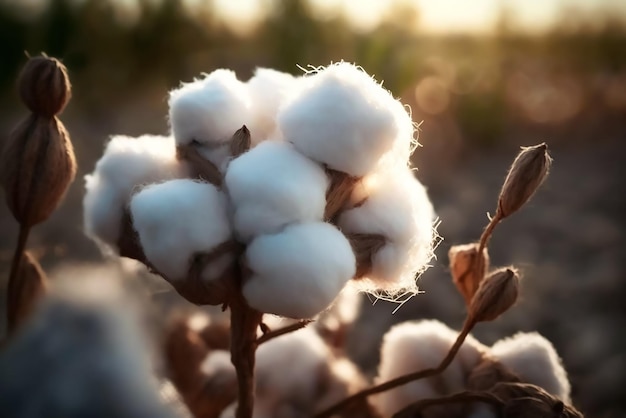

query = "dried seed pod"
467;357;521;391
6;251;48;333
229;125;251;157
176;143;222;186
0;115;77;227
498;143;552;219
449;243;490;305
491;382;583;418
469;267;519;323
18;56;71;118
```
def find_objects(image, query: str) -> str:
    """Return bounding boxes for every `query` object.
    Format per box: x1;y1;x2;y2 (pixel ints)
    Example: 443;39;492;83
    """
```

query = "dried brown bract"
325;168;361;221
467;357;521;391
491;382;583;418
469;268;519;323
230;125;251;157
6;251;48;332
498;143;552;219
449;243;490;305
18;55;71;117
176;143;222;186
345;232;386;279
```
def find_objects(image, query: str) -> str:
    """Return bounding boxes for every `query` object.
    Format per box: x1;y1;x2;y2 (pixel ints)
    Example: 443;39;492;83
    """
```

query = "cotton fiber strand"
339;168;436;295
130;179;232;282
225;141;328;242
169;69;252;169
246;68;299;145
243;222;356;319
372;320;486;417
83;134;186;247
277;62;412;177
490;332;571;402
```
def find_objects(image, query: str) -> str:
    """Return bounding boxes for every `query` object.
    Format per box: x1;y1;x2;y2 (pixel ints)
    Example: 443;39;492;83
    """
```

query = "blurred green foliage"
1;0;625;145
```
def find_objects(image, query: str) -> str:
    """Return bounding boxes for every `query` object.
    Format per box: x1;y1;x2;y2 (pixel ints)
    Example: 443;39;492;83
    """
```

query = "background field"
1;1;625;417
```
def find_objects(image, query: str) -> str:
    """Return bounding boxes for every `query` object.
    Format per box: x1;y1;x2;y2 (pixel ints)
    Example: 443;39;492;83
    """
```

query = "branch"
315;318;476;418
256;320;313;345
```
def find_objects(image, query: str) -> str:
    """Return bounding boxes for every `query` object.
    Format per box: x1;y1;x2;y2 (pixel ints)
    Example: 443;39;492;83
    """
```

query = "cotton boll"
372;320;486;417
225;141;328;242
169;69;252;169
243;222;356;319
84;134;187;248
490;332;571;402
277;62;411;176
246;68;299;145
339;167;437;295
200;350;237;391
130;179;232;282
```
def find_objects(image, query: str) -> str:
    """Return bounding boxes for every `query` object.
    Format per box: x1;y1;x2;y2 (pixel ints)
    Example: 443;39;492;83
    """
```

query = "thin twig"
256;320;313;345
315;318;477;418
473;209;503;281
392;391;505;418
6;224;31;334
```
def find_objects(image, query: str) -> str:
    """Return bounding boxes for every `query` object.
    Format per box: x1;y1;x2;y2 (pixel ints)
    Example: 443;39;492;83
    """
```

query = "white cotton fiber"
130;179;232;281
169;69;252;169
490;332;571;402
200;350;236;389
243;222;356;319
277;62;414;176
83;134;187;248
224;141;329;242
372;320;486;417
338;167;436;295
246;68;299;145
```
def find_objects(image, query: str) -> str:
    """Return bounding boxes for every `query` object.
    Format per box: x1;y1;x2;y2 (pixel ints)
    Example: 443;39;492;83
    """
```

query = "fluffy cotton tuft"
490;332;571;402
339;168;437;295
225;141;329;242
277;62;414;176
169;69;252;169
246;68;299;145
130;179;232;281
372;320;486;417
84;134;187;248
243;222;356;319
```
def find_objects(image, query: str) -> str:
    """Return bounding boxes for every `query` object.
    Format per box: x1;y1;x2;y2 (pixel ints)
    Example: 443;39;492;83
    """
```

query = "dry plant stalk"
1;55;76;334
448;243;490;305
6;252;48;332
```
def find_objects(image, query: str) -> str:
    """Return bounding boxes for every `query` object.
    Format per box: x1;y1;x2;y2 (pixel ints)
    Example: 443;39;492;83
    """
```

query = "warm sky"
210;0;626;34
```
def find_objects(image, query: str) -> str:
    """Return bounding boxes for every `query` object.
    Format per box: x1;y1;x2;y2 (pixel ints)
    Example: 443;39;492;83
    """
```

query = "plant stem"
474;210;502;280
392;391;505;418
315;318;476;418
6;223;31;334
256;320;312;345
229;295;262;418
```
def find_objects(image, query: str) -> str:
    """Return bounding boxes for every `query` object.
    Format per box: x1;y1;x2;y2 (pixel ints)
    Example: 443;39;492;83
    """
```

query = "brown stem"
474;210;502;280
6;223;32;334
229;296;263;418
392;391;505;418
316;318;476;418
256;320;312;345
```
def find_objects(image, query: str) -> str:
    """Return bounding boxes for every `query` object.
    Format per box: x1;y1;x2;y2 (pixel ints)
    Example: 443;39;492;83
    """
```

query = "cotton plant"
83;62;437;418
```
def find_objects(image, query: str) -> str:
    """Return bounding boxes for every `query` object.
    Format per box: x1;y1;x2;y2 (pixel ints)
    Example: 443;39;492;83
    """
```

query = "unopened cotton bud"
7;252;48;333
449;243;490;305
498;143;552;219
18;56;71;117
1;115;76;227
469;268;519;323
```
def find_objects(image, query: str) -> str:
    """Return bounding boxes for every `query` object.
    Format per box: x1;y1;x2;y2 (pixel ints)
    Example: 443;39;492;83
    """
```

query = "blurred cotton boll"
225;141;329;242
339;168;437;295
243;222;356;319
372;320;486;417
168;69;252;169
246;68;299;145
83;134;187;248
130;179;232;281
490;332;572;403
277;62;410;177
0;277;175;418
